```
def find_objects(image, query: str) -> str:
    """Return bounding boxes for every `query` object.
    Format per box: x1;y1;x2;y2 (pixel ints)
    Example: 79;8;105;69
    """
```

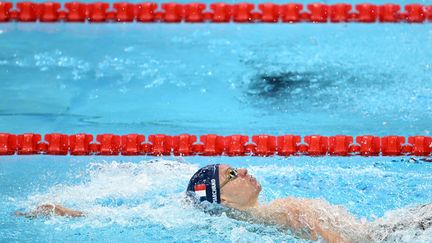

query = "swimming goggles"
220;167;238;189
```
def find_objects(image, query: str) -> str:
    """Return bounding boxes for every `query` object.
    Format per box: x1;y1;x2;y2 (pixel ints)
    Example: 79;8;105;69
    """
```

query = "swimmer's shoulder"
253;197;328;223
268;197;315;210
257;198;303;223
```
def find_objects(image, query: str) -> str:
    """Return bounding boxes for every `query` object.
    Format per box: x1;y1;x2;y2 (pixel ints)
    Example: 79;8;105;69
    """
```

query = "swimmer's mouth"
250;176;262;190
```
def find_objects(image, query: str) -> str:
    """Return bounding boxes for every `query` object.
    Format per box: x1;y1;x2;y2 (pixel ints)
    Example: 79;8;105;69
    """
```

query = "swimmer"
185;164;369;242
16;164;432;243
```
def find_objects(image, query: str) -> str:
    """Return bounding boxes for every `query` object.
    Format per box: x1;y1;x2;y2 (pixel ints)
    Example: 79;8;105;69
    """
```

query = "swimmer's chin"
257;183;262;191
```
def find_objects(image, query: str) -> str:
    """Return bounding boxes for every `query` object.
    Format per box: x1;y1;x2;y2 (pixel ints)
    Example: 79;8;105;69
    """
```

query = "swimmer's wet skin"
17;163;431;243
186;164;368;243
15;204;85;218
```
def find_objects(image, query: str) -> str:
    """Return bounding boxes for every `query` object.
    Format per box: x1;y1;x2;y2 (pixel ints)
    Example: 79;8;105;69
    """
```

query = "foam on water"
17;159;298;241
371;204;432;242
24;160;195;207
16;159;432;242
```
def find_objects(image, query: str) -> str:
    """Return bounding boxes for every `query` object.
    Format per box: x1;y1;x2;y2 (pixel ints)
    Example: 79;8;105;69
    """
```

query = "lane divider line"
0;133;431;156
0;2;431;23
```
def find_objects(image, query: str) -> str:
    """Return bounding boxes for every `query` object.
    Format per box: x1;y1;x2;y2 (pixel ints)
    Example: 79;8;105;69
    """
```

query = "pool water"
1;3;432;242
1;157;432;242
1;24;431;135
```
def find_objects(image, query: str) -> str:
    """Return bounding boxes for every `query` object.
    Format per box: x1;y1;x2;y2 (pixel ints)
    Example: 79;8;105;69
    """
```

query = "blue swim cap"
186;164;221;204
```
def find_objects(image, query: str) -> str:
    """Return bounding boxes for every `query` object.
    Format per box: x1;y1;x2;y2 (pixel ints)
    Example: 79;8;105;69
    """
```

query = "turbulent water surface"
1;157;432;242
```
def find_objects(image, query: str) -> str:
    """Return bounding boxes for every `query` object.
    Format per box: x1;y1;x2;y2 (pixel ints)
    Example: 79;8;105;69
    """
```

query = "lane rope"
0;133;431;156
0;2;431;23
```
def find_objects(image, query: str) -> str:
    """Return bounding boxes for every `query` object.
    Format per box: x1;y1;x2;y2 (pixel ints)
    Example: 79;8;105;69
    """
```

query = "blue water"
1;157;432;242
1;24;431;135
1;9;432;243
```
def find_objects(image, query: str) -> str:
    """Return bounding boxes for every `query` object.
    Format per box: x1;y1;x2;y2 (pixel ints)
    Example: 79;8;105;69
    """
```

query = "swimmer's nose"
238;168;248;177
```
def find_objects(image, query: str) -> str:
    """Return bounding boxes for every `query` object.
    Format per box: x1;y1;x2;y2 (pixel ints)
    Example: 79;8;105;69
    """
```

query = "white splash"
18;159;432;242
371;204;432;242
24;159;198;208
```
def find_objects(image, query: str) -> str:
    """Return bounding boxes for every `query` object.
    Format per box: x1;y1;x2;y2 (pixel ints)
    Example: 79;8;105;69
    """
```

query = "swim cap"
186;164;221;204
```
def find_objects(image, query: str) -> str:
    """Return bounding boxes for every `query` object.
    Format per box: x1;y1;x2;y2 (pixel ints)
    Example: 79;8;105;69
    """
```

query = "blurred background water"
0;23;431;135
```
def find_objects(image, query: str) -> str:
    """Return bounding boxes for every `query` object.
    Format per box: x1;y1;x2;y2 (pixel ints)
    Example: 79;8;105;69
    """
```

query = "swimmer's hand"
15;204;85;218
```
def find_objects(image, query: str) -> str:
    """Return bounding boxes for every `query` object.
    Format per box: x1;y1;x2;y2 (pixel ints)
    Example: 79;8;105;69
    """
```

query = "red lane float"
17;133;41;155
69;134;93;155
161;2;183;23
121;134;145;155
184;3;206;22
303;135;328;155
209;3;231;22
0;133;431;157
86;2;109;22
356;135;380;156
379;4;400;22
277;135;301;155
16;2;38;22
381;136;405;156
404;4;426;23
0;2;13;22
225;135;248;156
258;3;279;23
232;3;254;23
94;134;121;155
0;133;16;155
38;2;61;22
280;3;302;22
173;134;197;155
355;3;377;23
252;135;276;156
44;133;69;155
64;2;86;22
1;2;432;23
409;136;432;156
113;2;135;22
307;3;328;23
135;2;157;22
329;135;353;156
329;3;351;22
148;134;173;155
199;134;225;156
428;6;432;21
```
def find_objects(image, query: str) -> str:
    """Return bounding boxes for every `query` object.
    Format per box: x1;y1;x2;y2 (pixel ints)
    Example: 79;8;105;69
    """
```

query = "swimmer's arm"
253;199;349;243
15;204;85;218
313;225;349;243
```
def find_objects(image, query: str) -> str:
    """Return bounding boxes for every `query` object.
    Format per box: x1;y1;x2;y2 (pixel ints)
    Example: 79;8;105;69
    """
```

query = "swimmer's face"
219;164;261;210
